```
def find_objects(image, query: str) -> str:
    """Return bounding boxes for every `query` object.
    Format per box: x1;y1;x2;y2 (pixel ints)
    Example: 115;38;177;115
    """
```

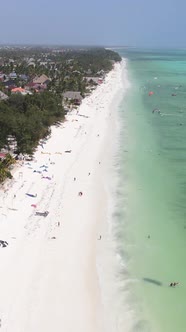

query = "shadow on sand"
143;277;162;286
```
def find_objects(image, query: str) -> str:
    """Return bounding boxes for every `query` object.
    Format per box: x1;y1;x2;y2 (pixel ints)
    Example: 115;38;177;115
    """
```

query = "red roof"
11;87;25;93
0;153;6;158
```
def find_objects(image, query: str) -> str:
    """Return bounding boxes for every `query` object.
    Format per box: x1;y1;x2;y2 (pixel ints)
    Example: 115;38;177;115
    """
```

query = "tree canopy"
0;92;65;154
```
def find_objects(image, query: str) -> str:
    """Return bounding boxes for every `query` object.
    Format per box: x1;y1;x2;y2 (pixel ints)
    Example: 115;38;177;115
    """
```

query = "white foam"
96;59;139;332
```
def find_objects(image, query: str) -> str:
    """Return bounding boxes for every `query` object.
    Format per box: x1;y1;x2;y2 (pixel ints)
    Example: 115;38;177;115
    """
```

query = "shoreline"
0;61;124;332
96;58;132;332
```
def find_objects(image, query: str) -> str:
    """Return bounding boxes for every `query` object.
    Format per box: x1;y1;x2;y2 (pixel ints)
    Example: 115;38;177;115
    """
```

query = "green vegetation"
0;154;15;182
0;93;65;155
0;46;121;182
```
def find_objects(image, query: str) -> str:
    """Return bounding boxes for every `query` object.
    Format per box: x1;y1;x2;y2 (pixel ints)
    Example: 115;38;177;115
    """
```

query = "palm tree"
0;167;8;182
0;154;15;183
2;153;15;168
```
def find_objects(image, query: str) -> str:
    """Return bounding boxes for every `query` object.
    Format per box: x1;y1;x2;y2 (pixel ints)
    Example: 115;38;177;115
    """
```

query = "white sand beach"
0;61;124;332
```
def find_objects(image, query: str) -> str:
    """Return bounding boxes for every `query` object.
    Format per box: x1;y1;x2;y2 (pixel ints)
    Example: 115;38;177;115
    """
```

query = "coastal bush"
0;154;14;182
0;92;65;154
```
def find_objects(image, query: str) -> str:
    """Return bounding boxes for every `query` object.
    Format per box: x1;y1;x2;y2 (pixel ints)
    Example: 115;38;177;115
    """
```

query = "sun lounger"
26;193;37;198
0;240;8;248
35;211;49;217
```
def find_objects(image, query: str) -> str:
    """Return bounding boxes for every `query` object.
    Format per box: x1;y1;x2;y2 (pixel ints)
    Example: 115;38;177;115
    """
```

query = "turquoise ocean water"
114;49;186;332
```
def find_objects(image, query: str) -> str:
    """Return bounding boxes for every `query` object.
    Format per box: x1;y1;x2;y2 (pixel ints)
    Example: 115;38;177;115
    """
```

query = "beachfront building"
0;73;6;81
6;135;17;152
9;72;17;79
0;91;8;100
63;91;83;105
11;87;32;95
19;74;29;81
84;77;103;84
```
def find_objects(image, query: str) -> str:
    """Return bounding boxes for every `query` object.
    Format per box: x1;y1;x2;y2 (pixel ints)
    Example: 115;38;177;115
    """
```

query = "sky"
0;0;186;47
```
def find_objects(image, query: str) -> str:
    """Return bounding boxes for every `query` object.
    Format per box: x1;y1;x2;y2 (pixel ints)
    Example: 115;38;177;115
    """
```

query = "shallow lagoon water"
115;49;186;332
